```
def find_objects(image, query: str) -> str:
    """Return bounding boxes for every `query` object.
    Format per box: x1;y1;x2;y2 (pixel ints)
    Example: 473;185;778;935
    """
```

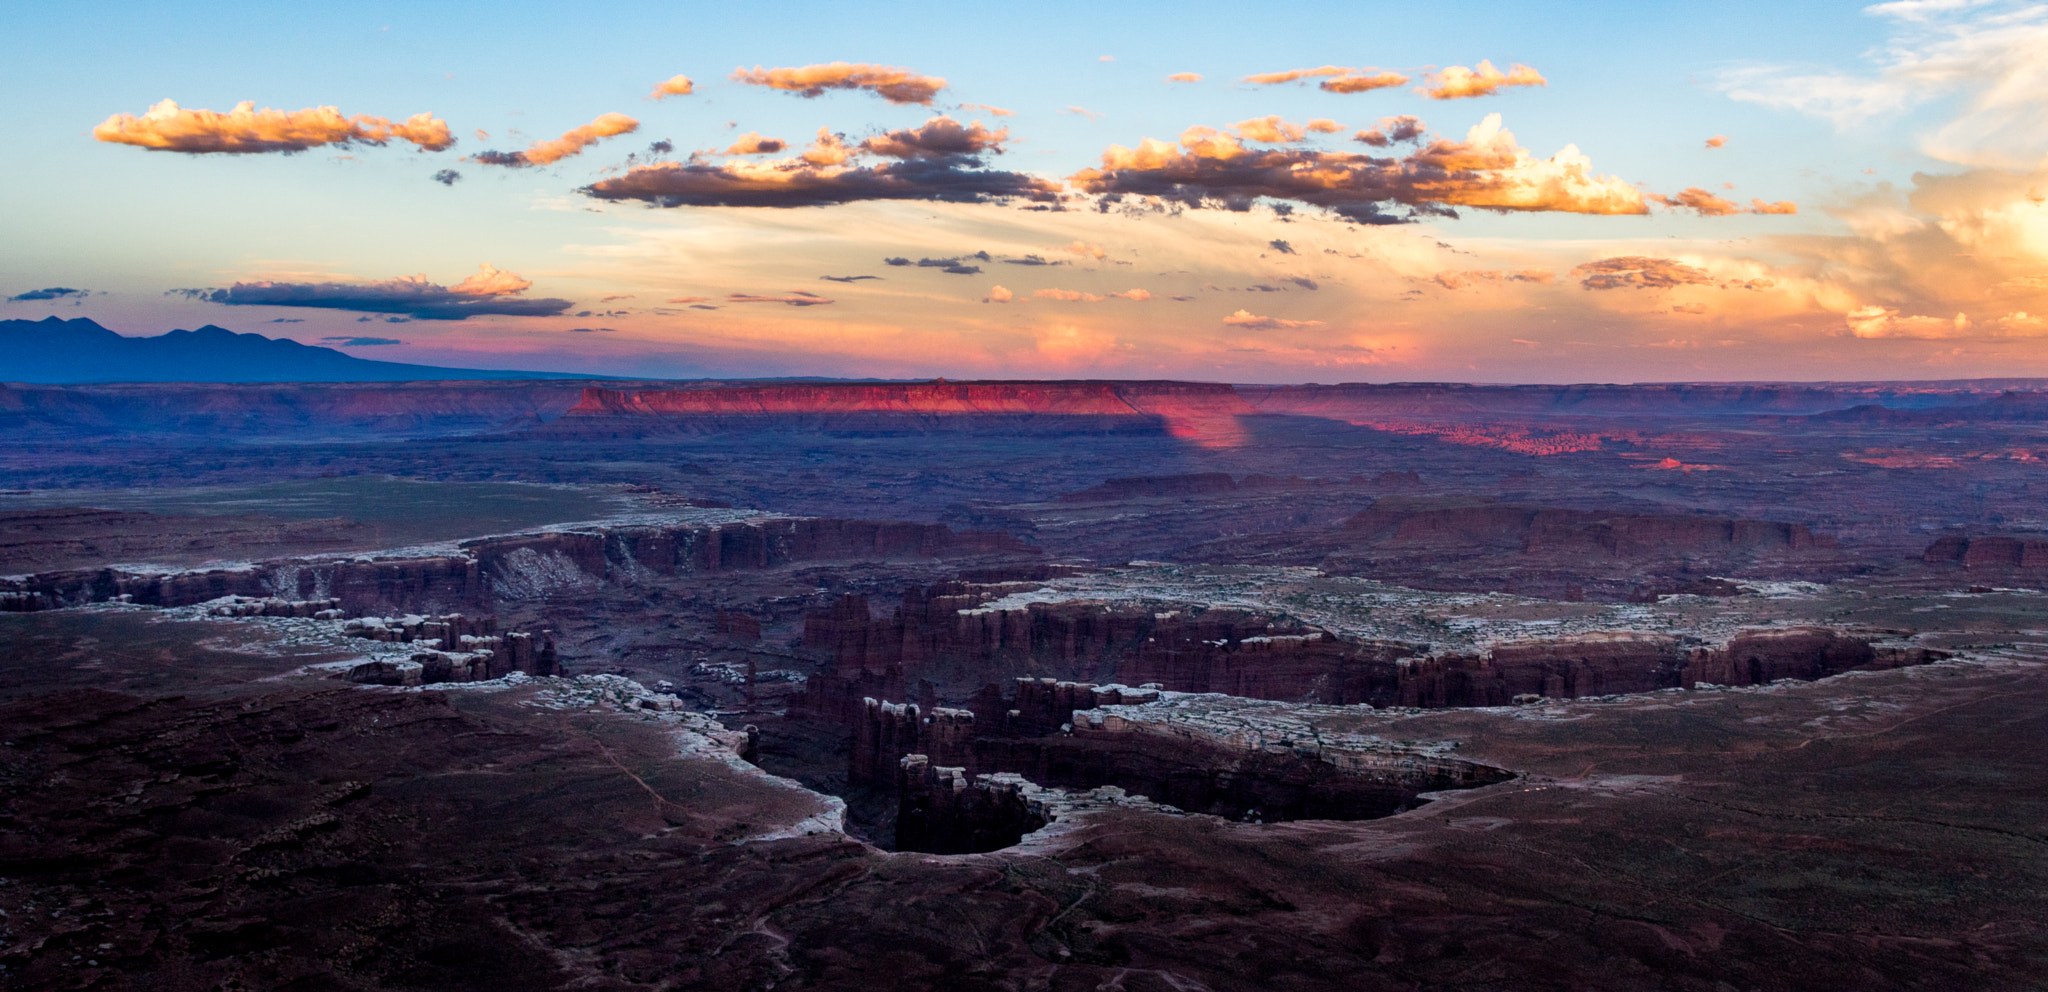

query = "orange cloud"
1434;268;1555;289
1033;288;1151;302
650;74;695;99
1653;186;1743;215
1073;113;1646;221
1062;241;1107;259
1418;61;1547;100
1750;198;1798;214
451;264;533;297
1574;256;1715;290
729;291;835;306
731;62;947;105
1705;134;1727;149
1320;71;1409;94
1305;118;1345;134
724;132;787;155
666;295;711;304
472;112;638;166
1243;66;1408;93
1232;116;1310;143
1166;72;1203;83
801;128;854;166
1223;309;1323;329
93;99;453;154
1843;306;1973;338
959;102;1015;117
1244;66;1351;85
860;116;1010;159
983;285;1013;303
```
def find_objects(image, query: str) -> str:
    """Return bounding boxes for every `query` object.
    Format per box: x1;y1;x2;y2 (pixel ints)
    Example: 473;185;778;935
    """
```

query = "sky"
5;0;2048;383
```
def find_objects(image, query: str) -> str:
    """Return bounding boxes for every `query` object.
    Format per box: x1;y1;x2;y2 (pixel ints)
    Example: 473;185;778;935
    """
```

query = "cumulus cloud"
984;285;1013;303
174;264;569;320
1718;2;2048;168
729;291;834;306
723;132;788;155
650;74;695;99
1072;112;1646;221
1417;61;1547;100
320;336;404;346
1751;198;1798;214
1573;256;1716;290
1166;72;1203;83
1033;288;1151;302
1222;308;1323;329
93;99;454;154
431;168;461;186
1269;239;1295;254
471;112;638;166
1062;240;1107;259
8;287;87;301
860;116;1010;159
731;62;947;105
1705;134;1728;149
451;264;534;296
1354;115;1426;147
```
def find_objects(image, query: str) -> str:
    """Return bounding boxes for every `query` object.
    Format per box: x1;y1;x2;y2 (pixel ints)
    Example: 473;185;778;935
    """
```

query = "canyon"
3;376;2047;990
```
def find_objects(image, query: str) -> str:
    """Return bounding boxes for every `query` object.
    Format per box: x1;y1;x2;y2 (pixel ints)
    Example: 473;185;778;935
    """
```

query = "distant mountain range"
0;317;590;383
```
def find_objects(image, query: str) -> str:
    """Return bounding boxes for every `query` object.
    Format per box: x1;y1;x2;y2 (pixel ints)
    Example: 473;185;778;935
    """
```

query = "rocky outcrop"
893;759;1050;855
1924;535;2048;568
343;616;558;686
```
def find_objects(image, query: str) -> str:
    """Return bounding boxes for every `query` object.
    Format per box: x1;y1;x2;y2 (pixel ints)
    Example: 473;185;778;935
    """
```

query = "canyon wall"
799;581;1947;719
0;517;1033;614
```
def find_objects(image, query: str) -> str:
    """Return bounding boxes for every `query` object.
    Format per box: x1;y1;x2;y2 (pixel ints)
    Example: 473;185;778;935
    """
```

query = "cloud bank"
581;116;1058;207
1072;113;1647;221
174;264;570;320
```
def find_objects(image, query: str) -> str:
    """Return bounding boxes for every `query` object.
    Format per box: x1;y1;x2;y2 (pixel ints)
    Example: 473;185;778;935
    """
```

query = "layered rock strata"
0;516;1031;614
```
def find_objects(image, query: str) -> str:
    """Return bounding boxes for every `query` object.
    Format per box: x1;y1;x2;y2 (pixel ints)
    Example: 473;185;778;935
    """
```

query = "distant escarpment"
555;381;1256;445
1240;381;2043;419
1180;499;1847;600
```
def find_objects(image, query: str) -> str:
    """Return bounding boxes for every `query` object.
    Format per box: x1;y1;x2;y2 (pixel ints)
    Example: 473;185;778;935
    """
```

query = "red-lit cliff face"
564;381;1257;447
